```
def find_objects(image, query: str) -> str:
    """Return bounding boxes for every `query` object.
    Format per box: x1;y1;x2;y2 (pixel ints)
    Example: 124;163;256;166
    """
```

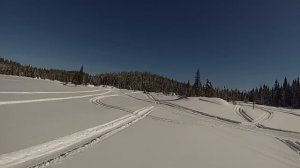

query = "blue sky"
0;0;300;90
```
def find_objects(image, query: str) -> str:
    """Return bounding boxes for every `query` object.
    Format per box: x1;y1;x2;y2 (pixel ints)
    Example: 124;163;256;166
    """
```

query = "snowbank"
198;97;229;106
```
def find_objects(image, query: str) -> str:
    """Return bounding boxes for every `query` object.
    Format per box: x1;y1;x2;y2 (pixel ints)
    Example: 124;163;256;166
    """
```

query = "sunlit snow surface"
0;74;300;168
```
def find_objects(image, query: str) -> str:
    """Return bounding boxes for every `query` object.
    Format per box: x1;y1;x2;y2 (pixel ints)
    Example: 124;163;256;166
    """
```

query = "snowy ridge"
198;97;229;106
0;104;154;168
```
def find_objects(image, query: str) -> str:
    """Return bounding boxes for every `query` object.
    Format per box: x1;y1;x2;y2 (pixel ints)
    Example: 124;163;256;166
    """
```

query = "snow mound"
198;97;229;106
87;84;95;88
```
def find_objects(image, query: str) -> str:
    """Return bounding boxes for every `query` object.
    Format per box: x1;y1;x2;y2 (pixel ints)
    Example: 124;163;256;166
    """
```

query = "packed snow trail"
119;90;155;103
0;89;105;94
277;138;300;155
0;89;112;106
150;96;241;124
0;104;154;168
91;94;181;125
259;106;300;117
234;105;253;123
121;91;242;124
252;108;273;125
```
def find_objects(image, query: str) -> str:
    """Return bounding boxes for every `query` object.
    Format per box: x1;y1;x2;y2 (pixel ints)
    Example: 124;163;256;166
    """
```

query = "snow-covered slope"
0;75;300;168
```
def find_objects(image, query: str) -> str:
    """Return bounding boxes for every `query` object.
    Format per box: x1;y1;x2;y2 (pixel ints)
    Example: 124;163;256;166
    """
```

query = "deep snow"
0;74;300;168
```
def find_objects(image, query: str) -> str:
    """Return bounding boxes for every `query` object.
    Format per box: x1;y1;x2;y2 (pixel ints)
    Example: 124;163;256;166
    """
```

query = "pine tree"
204;79;213;97
193;68;201;97
273;80;280;106
282;77;287;106
72;66;84;85
79;65;85;84
3;57;300;108
186;81;191;96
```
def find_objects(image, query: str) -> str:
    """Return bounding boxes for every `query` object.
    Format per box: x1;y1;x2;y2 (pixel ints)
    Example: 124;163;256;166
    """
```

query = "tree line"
0;58;88;84
0;57;188;94
1;57;299;108
248;78;300;108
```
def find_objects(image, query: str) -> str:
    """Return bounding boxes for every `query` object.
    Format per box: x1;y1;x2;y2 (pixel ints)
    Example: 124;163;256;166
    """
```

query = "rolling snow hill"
0;74;300;168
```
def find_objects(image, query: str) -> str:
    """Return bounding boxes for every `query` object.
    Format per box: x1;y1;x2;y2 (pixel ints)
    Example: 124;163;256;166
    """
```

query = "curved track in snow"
0;89;105;94
252;108;273;125
0;89;155;168
92;93;180;124
0;89;112;106
259;106;300;118
234;105;253;123
276;138;300;155
0;94;154;168
146;93;242;125
237;104;300;133
235;105;273;126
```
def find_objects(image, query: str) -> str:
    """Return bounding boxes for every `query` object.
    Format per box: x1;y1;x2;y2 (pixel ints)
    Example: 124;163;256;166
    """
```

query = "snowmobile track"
277;138;300;155
91;94;181;125
0;96;154;168
157;101;241;124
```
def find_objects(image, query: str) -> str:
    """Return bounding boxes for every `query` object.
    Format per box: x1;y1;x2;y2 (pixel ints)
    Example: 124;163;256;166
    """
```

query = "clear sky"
0;0;299;90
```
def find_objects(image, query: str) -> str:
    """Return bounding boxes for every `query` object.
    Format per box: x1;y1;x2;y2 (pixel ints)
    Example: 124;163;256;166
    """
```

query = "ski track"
235;104;273;127
260;106;300;118
253;108;273;125
234;105;252;125
91;94;181;125
135;94;300;139
234;105;253;124
119;90;154;103
2;85;300;166
237;104;300;155
147;95;300;156
159;101;241;124
277;138;300;155
240;103;300;118
0;89;105;94
0;97;154;168
0;89;112;106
